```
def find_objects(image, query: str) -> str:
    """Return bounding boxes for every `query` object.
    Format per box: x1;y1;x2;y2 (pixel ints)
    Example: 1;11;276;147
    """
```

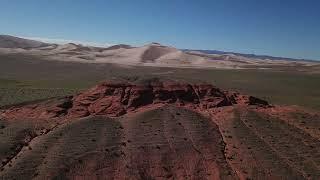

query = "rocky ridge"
1;81;320;180
1;80;269;120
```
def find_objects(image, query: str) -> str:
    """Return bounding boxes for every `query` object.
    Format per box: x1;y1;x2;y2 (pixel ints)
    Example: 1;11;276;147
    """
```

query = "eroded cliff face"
1;81;269;119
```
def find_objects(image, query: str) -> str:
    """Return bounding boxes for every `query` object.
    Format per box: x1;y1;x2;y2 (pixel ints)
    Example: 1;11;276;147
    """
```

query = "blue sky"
0;0;319;60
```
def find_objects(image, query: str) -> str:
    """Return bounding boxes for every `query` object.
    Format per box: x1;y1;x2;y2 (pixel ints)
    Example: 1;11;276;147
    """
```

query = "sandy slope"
0;35;318;69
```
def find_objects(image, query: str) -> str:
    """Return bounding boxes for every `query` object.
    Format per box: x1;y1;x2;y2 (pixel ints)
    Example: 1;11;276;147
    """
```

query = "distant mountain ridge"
183;49;317;62
0;35;51;49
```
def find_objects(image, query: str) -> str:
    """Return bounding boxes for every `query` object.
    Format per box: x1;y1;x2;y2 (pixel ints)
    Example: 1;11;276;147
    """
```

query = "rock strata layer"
1;81;269;119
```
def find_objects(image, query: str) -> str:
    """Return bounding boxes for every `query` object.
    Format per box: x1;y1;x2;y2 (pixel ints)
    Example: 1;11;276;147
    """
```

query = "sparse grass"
174;68;320;110
232;109;320;179
0;88;78;108
0;53;319;110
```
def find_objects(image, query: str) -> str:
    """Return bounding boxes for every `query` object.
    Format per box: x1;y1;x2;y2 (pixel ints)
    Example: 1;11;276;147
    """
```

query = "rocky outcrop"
0;81;269;119
5;81;318;180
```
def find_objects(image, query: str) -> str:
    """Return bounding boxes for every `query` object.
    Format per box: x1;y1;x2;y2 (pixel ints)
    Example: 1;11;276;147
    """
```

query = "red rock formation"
4;81;318;180
0;81;269;119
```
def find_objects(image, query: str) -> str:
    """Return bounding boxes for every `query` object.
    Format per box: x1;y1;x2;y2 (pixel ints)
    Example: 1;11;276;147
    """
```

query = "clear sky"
0;0;319;60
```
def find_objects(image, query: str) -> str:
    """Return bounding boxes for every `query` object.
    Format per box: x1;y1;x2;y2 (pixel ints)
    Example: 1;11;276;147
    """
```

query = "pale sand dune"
0;35;49;49
0;35;318;69
95;43;180;64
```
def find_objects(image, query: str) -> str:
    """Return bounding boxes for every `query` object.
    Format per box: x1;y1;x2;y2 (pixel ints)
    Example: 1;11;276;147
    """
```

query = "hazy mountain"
0;35;51;49
184;49;314;62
